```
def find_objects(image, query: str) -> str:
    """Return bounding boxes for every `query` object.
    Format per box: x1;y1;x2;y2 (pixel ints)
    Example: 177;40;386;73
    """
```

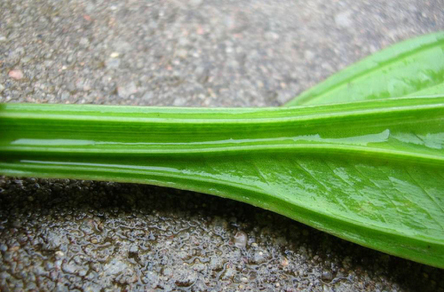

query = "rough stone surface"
1;0;444;291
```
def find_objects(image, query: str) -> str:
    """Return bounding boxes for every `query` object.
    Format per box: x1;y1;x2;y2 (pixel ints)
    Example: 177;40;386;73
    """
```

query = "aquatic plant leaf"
285;32;444;106
1;97;443;268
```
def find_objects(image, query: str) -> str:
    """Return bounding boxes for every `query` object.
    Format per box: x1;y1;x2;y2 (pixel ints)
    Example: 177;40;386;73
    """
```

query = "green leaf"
285;31;444;106
1;97;443;268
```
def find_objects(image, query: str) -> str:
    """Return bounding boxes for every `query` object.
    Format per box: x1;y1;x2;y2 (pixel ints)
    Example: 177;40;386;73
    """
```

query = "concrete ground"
1;0;444;291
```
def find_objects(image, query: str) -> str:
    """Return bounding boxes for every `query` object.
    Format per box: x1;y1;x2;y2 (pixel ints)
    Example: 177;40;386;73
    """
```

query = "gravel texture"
1;0;444;291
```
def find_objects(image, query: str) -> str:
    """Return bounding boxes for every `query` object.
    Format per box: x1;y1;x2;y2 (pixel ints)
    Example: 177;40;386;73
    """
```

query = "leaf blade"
1;98;443;267
285;32;444;106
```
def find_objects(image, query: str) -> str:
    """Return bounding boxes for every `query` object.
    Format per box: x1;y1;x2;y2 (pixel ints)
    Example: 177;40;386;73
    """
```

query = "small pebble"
12;220;21;228
55;251;65;258
281;257;289;267
335;11;352;28
233;231;248;248
117;82;137;98
321;271;333;282
66;54;76;64
62;262;77;274
142;91;153;101
189;0;203;6
8;69;24;80
79;37;89;47
61;91;70;100
176;49;188;59
105;58;121;69
0;244;7;252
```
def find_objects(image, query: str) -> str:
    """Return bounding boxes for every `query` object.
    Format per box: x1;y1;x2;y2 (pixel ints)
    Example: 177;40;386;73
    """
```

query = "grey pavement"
1;0;444;291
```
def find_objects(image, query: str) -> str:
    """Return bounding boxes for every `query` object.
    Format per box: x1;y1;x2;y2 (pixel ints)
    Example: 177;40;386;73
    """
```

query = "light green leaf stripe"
1;97;443;268
285;31;444;106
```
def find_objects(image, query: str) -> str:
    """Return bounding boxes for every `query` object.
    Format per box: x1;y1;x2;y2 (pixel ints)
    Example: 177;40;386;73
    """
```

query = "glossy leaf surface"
1;97;443;268
285;32;444;106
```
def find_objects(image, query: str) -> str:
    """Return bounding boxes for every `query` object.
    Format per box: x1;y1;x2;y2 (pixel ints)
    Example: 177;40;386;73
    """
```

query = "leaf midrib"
2;144;443;165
